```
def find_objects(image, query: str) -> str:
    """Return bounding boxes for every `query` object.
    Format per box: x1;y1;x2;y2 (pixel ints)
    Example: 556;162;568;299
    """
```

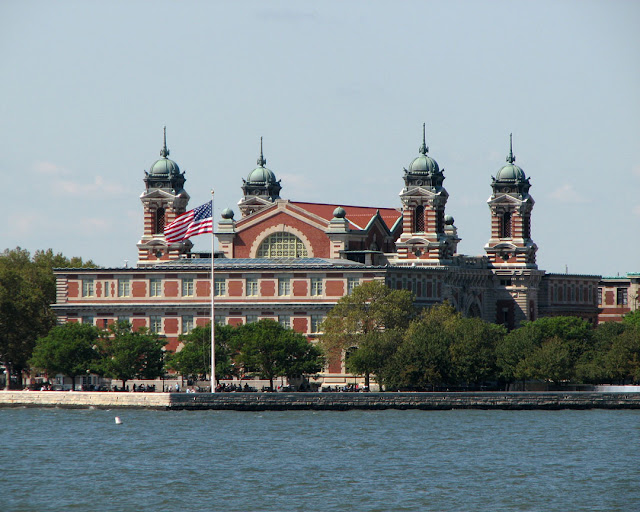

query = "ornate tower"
485;134;537;267
396;124;459;262
137;128;191;266
238;137;282;217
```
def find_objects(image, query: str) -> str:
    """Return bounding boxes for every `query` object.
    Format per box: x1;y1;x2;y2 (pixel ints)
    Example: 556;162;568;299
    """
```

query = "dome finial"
160;126;170;158
506;133;515;164
419;123;429;155
257;136;267;167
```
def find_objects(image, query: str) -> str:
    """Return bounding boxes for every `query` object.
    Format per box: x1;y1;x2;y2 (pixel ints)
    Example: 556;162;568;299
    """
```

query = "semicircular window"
257;232;308;258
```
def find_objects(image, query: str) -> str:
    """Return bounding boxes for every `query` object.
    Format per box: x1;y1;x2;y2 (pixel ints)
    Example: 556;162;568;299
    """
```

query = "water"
1;408;638;512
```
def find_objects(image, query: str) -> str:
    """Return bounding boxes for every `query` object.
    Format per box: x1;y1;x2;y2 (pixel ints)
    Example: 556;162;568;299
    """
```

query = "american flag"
164;201;213;243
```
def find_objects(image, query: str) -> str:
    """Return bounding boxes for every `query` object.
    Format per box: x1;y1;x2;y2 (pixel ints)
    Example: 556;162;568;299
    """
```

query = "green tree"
234;320;324;390
29;322;100;390
345;329;403;391
97;321;167;389
0;247;96;389
576;322;624;383
321;280;414;388
524;336;574;385
604;326;640;384
384;304;458;391
450;317;504;386
166;323;237;383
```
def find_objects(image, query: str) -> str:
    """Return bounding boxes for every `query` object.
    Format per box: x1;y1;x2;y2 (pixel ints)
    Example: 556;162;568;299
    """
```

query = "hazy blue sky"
2;1;638;277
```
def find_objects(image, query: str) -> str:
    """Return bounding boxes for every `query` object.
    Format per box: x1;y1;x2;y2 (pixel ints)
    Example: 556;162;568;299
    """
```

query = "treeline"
322;281;640;391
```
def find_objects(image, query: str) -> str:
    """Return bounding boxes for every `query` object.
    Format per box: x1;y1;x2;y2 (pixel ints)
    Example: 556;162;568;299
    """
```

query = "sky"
1;0;639;277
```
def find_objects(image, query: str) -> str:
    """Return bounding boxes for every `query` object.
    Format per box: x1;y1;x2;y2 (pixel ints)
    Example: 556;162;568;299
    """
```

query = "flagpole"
210;190;216;393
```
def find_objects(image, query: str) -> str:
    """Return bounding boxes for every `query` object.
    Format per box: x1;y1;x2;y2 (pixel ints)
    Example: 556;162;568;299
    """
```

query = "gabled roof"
290;202;401;231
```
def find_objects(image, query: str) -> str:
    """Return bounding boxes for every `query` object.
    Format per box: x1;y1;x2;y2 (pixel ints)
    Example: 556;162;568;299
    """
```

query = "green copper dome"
495;134;526;182
408;123;440;174
149;127;181;177
247;166;277;184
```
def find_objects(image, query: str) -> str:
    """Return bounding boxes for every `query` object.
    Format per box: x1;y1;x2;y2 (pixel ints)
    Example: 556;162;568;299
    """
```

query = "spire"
257;136;267;167
160;126;170;158
419;123;429;155
506;133;515;164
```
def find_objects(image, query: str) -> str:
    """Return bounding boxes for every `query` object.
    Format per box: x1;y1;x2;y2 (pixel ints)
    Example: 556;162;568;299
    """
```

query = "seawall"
2;391;640;410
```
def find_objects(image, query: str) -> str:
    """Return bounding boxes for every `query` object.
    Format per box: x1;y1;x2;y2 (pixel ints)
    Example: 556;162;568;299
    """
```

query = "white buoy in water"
115;416;123;425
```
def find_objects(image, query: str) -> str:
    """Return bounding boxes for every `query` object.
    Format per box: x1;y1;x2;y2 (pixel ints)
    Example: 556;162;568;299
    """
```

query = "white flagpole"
210;190;216;393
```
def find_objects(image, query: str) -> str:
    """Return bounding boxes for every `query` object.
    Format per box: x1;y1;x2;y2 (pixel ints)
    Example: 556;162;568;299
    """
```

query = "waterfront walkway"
2;391;640;410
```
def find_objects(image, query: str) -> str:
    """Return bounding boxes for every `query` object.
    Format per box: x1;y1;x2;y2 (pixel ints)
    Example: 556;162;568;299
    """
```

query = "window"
597;288;602;305
117;316;129;325
617;288;628;306
347;277;360;295
278;315;291;329
82;280;94;297
82;316;94;325
311;315;324;333
246;278;259;297
155;207;165;234
501;212;512;238
150;316;162;333
104;282;110;297
310;277;323;296
278;278;291;296
246;315;258;324
414;205;424;233
214;278;226;297
182;278;194;297
214;315;225;325
118;280;130;297
256;232;308;258
523;215;531;239
150;278;162;297
182;315;194;334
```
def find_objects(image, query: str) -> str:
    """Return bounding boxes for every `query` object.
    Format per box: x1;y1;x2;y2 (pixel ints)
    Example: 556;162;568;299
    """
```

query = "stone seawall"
2;391;640;410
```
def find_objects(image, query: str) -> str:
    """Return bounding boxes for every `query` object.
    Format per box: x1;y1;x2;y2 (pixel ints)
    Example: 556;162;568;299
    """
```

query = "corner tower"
484;134;537;267
137;128;191;266
238;137;282;217
396;124;459;262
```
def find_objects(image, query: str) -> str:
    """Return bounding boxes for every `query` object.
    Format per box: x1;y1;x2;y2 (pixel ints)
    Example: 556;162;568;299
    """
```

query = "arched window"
257;232;308;258
155;207;165;234
501;212;512;238
414;205;425;233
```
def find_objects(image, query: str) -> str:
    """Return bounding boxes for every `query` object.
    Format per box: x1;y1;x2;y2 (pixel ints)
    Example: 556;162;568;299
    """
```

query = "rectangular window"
182;315;194;334
311;315;324;333
246;278;259;297
347;277;360;295
104;282;110;297
214;278;226;297
82;280;94;297
117;316;129;325
278;315;291;329
82;316;94;325
310;277;323;296
597;288;602;305
150;316;162;333
118;280;130;297
246;315;258;324
214;315;225;325
278;278;291;297
617;288;628;306
182;278;194;297
150;278;162;297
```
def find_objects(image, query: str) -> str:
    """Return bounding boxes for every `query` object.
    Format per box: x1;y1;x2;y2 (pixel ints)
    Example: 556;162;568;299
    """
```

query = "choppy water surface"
1;407;638;511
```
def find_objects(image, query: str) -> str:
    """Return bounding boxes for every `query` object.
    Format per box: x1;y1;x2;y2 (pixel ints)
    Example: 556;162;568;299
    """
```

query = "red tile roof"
290;202;402;231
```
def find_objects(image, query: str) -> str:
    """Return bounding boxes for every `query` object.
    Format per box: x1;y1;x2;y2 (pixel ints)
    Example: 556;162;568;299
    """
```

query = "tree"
29;322;100;390
234;320;324;390
524;336;574;385
166;323;238;383
321;280;414;388
384;303;458;391
604;326;640;384
97;321;166;389
0;247;96;389
450;317;504;386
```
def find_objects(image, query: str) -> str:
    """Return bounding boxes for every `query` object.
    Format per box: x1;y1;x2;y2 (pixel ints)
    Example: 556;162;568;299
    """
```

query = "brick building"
53;127;603;386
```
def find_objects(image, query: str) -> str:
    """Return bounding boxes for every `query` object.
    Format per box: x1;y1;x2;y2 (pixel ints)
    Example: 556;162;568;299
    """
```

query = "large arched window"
256;232;308;258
